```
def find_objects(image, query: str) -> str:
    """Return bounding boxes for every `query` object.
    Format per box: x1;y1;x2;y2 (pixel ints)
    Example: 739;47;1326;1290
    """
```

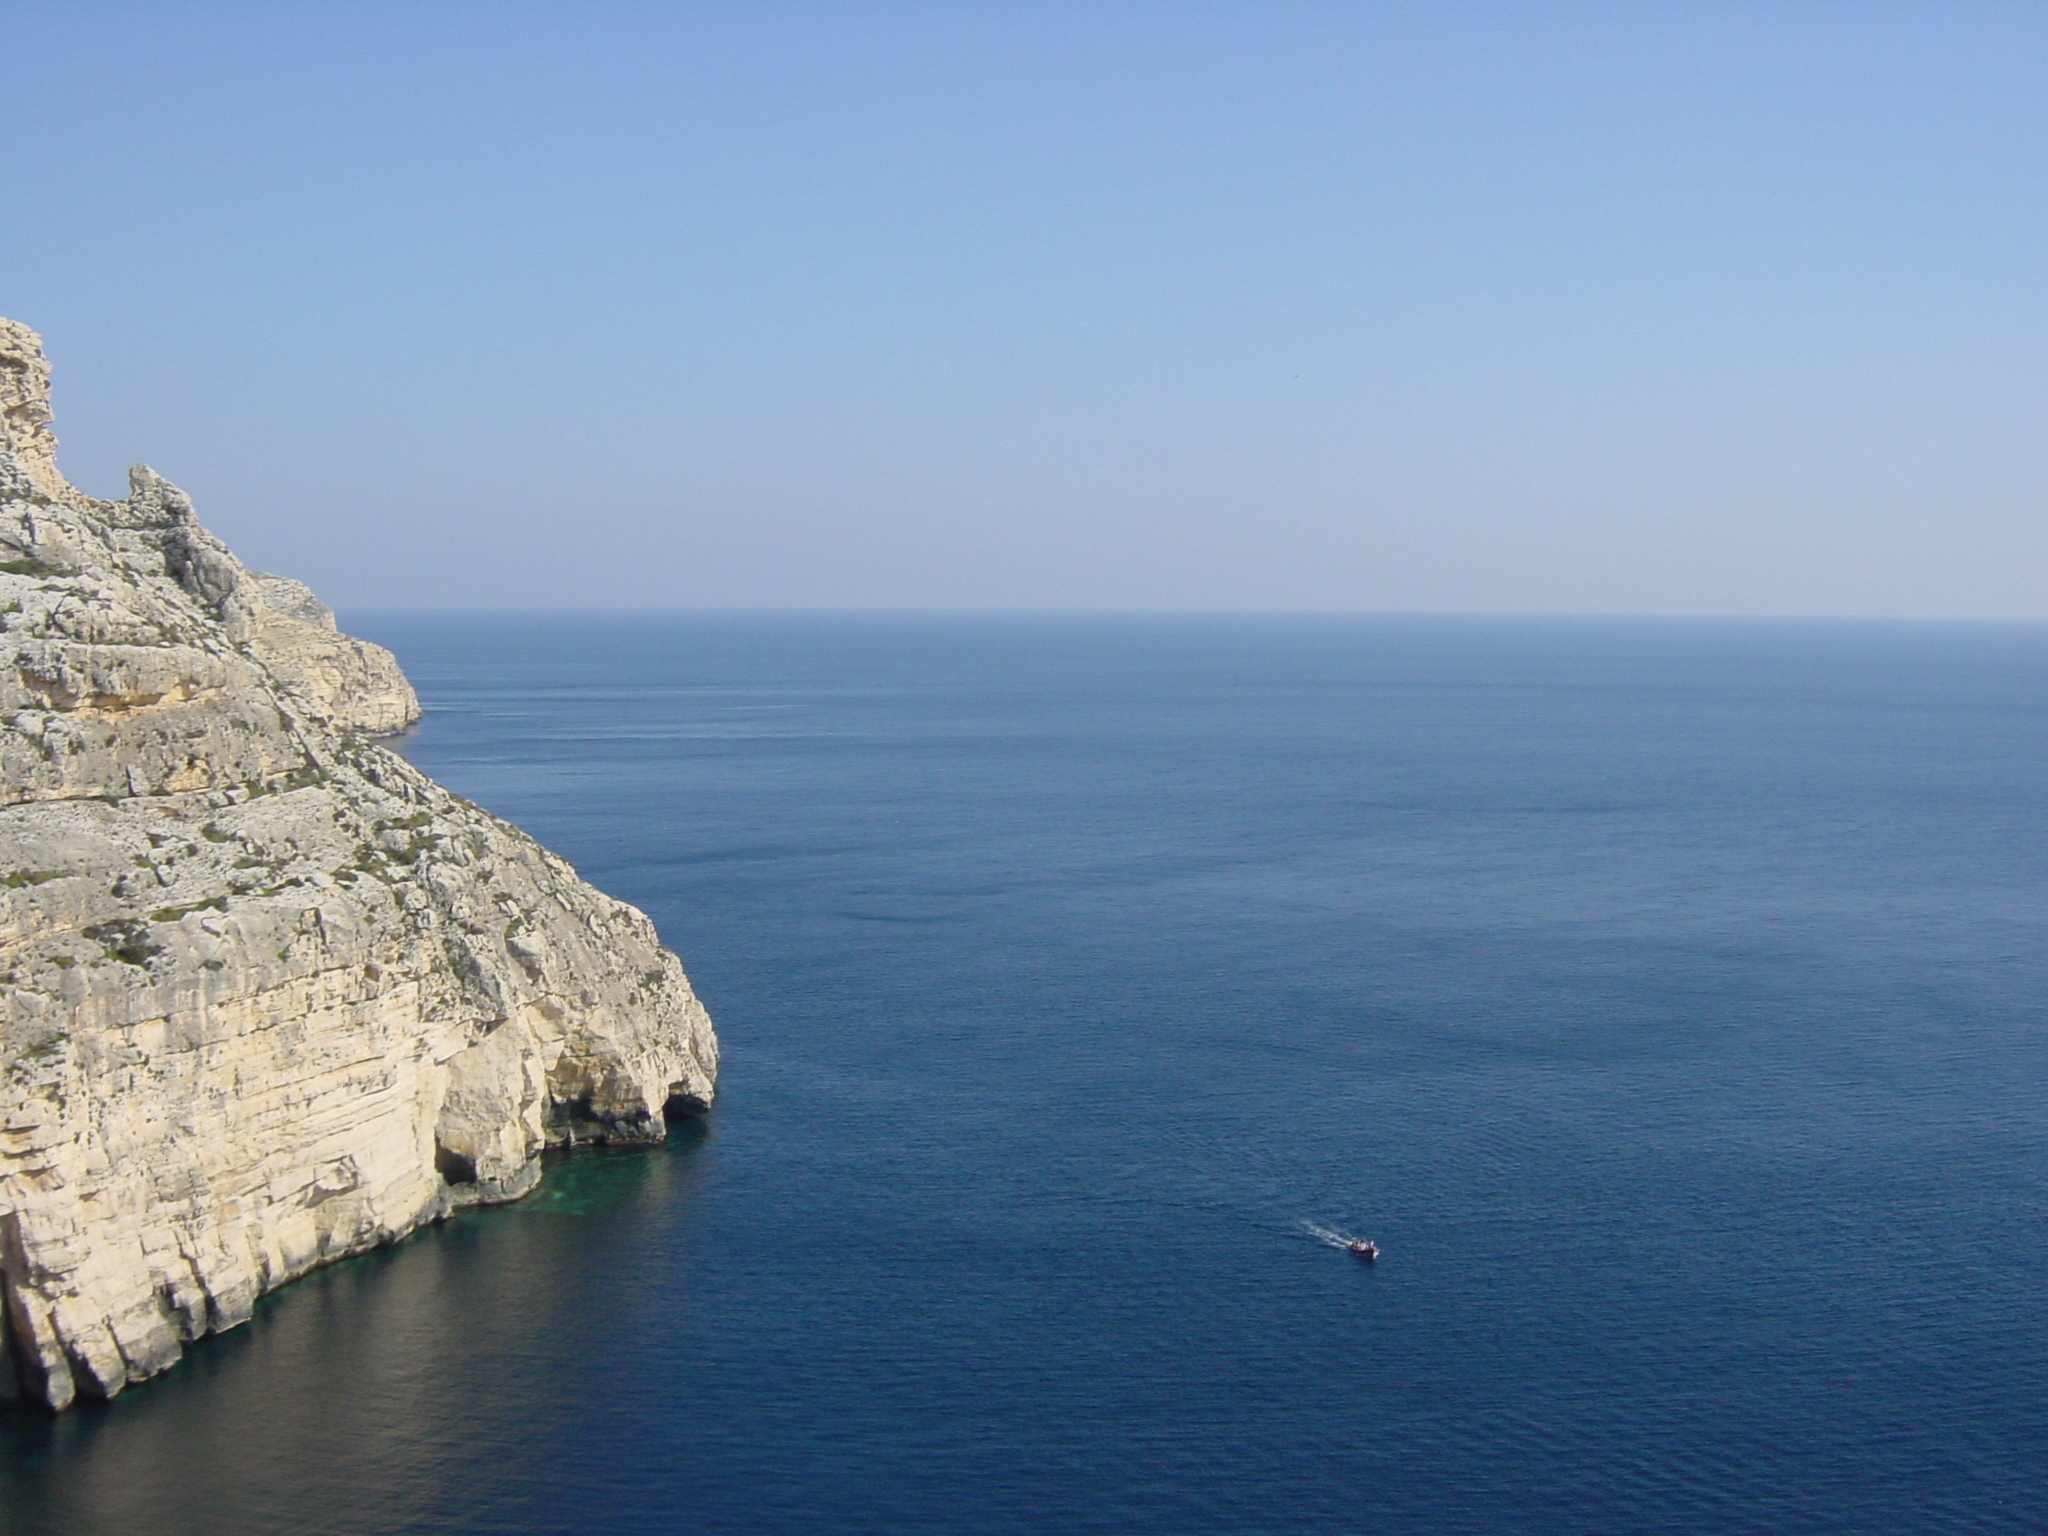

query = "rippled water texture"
5;614;2047;1534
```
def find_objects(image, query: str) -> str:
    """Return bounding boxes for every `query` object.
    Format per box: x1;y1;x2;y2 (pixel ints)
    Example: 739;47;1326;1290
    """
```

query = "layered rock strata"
0;319;717;1410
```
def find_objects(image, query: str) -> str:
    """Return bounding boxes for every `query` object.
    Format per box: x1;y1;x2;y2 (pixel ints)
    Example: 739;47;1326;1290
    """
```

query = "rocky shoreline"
0;318;717;1410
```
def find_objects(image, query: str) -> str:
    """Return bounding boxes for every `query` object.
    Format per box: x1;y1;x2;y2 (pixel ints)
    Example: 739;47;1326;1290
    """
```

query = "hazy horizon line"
335;605;2048;627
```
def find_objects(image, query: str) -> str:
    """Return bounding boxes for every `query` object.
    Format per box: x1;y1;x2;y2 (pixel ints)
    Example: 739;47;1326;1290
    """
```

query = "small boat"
1347;1239;1378;1261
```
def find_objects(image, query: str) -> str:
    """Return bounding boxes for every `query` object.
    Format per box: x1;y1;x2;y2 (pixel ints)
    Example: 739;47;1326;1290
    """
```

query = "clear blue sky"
8;2;2044;614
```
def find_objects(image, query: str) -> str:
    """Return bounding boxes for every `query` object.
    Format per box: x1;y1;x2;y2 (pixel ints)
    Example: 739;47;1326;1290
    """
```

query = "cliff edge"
0;319;717;1410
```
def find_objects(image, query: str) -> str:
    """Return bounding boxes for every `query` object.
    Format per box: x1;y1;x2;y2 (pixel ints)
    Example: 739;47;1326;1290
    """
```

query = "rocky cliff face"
0;319;717;1410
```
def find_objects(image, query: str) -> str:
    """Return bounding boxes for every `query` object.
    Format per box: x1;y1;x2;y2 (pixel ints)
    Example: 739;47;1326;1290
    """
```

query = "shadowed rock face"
0;319;717;1411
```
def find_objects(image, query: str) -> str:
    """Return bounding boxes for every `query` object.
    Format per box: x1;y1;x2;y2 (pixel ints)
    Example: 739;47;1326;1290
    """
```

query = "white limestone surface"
0;319;718;1410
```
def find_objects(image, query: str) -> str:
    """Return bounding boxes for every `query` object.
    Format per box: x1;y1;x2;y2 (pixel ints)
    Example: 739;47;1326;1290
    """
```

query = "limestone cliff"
0;319;717;1411
244;569;421;736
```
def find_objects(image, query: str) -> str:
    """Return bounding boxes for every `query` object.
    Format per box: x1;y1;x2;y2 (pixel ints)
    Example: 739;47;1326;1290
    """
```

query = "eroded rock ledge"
0;318;717;1410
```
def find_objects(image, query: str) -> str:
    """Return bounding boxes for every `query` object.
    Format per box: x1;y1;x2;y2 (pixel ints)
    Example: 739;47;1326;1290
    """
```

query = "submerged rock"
0;318;717;1410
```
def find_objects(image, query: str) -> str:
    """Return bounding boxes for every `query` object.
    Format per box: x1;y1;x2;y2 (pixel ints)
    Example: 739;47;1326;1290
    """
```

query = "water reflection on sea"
3;1132;706;1534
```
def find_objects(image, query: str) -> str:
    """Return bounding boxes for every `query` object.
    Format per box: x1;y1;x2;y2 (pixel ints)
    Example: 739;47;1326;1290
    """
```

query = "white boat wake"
1299;1221;1369;1250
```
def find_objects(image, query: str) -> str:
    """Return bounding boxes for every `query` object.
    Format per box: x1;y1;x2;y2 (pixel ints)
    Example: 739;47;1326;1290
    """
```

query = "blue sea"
5;613;2048;1535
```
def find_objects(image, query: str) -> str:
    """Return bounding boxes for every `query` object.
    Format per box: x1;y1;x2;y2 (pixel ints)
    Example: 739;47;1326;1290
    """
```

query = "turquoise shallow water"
4;613;2047;1534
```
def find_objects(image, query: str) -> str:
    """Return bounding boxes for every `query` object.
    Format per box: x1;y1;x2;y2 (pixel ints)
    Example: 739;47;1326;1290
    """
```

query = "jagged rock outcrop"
0;319;717;1410
245;569;421;736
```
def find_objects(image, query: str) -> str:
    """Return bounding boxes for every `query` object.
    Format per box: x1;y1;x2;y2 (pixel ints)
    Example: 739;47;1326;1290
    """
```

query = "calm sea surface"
5;613;2047;1535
